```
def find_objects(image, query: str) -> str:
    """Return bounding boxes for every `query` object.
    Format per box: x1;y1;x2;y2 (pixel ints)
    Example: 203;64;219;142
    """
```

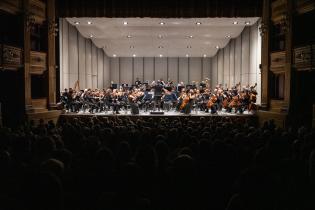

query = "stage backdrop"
59;18;110;91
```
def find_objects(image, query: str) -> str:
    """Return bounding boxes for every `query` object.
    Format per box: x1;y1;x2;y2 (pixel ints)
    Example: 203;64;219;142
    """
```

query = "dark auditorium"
0;0;315;210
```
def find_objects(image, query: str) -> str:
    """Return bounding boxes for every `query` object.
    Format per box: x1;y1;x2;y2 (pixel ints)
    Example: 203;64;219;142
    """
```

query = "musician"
111;89;121;114
161;87;177;111
179;89;195;114
153;80;164;111
135;78;141;87
128;90;140;114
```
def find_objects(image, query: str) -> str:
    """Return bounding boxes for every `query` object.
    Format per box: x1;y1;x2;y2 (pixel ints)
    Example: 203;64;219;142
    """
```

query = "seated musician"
128;90;140;114
111;89;121;114
161;87;177;111
179;89;195;114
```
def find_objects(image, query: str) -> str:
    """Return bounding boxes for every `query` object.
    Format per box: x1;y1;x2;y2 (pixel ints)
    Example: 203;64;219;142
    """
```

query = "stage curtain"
56;0;262;18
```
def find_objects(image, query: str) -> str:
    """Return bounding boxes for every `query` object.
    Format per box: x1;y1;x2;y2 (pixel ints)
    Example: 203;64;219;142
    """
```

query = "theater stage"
59;110;258;125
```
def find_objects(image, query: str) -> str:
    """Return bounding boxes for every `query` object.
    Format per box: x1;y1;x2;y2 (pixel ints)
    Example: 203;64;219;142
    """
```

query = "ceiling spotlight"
127;35;132;38
158;46;164;49
187;46;192;48
89;34;94;38
203;54;207;57
196;22;202;25
245;21;250;25
133;54;136;57
74;21;80;25
233;21;238;25
159;54;163;57
215;46;220;49
159;22;165;25
130;46;134;49
113;54;117;57
186;54;189;57
87;21;92;25
123;21;128;25
225;35;231;38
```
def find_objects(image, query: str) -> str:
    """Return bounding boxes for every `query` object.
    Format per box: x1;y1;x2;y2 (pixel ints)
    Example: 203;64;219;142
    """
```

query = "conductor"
153;80;164;111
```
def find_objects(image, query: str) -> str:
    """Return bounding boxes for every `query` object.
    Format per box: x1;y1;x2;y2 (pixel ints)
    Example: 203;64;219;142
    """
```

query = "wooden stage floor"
59;110;258;124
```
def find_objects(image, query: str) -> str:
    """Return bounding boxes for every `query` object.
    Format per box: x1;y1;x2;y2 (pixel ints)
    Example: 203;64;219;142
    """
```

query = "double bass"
207;94;217;109
179;93;190;110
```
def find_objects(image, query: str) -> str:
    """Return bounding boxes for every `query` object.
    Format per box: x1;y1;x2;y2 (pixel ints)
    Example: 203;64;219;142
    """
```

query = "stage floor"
62;109;255;117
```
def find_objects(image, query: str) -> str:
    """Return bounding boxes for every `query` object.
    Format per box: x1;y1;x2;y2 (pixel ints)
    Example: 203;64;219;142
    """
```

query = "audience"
0;116;314;210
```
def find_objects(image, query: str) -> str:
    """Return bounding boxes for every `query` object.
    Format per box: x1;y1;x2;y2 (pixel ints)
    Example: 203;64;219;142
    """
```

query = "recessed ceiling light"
196;22;202;25
187;46;192;48
123;21;128;25
186;54;189;57
225;35;231;38
233;21;238;25
245;21;250;25
127;35;132;38
159;54;163;57
74;21;80;25
130;46;134;49
133;54;136;57
159;22;165;25
158;46;164;49
203;54;207;57
113;54;117;57
89;34;93;38
216;46;220;49
87;21;92;25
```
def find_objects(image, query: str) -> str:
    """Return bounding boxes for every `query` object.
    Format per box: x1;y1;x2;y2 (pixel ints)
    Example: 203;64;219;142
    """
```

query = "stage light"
113;54;117;57
127;35;132;38
87;21;92;25
216;46;220;49
89;34;94;38
186;54;189;57
188;35;193;38
203;54;207;57
74;21;80;25
245;21;250;25
133;54;136;57
159;54;163;57
130;46;134;49
159;22;165;25
196;22;202;25
233;21;238;25
225;35;231;38
123;21;128;25
158;34;163;39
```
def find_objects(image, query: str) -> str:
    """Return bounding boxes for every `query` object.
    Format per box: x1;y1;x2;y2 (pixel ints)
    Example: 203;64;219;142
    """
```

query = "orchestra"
59;78;258;114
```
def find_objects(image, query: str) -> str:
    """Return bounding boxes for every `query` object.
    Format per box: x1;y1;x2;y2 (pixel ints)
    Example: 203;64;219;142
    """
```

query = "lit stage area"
58;17;262;124
61;110;255;117
59;110;257;127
